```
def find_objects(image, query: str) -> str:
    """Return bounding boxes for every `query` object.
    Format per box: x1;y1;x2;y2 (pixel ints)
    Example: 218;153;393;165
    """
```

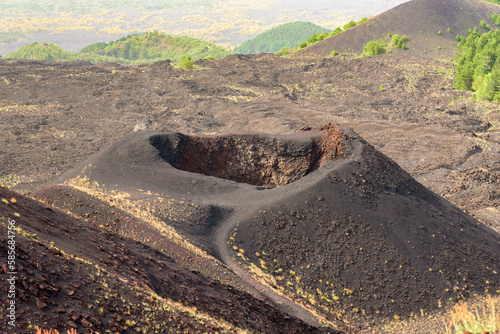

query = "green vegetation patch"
390;34;408;50
82;30;232;62
361;41;385;57
234;21;329;54
297;17;367;50
454;26;500;102
5;30;232;65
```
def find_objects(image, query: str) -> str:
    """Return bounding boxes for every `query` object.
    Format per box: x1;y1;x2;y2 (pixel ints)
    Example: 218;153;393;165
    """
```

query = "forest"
454;23;500;102
234;21;329;54
5;31;232;65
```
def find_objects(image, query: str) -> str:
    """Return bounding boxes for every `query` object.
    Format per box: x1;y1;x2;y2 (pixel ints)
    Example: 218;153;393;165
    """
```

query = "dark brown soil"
29;184;248;289
0;185;335;334
38;125;500;330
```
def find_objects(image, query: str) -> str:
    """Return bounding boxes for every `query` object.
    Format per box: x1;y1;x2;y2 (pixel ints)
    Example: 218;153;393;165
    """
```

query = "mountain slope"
234;21;329;54
0;185;335;333
43;124;500;326
296;0;500;60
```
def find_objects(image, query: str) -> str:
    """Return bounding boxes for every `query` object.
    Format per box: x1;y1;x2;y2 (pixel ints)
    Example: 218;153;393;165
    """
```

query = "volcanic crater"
38;123;500;329
149;124;345;188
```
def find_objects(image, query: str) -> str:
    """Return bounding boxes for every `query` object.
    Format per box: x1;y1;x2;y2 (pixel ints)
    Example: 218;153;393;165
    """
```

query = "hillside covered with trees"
81;31;232;62
454;22;500;101
234;21;329;54
294;17;368;51
5;31;233;65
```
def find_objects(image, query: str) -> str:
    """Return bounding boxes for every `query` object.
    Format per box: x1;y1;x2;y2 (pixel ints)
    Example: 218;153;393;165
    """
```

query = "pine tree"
484;61;500;100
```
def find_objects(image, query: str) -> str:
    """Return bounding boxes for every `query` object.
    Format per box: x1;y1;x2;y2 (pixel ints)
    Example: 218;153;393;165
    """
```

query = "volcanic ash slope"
52;124;500;323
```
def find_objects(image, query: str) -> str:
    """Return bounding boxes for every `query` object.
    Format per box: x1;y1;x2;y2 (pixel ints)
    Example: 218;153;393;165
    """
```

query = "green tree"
363;41;384;56
480;20;490;30
484;61;500;100
234;21;329;53
179;55;193;69
343;20;356;30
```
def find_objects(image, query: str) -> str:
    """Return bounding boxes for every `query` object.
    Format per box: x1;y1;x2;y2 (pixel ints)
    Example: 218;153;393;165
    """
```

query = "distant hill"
6;42;78;62
5;31;233;65
81;31;233;62
234;21;330;54
295;0;500;60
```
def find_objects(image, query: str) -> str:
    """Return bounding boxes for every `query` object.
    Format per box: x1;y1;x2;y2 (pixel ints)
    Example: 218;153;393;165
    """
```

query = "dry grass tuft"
444;295;499;334
35;327;77;334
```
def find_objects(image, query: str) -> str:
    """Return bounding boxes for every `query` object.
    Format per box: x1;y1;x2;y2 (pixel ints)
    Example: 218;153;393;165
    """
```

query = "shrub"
299;42;307;49
343;20;356;30
493;14;500;26
330;50;339;56
391;34;400;46
379;84;384;91
363;41;384;56
391;35;407;49
438;31;442;34
179;55;193;69
480;20;490;30
317;33;328;41
204;55;214;60
447;28;451;33
35;327;78;334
